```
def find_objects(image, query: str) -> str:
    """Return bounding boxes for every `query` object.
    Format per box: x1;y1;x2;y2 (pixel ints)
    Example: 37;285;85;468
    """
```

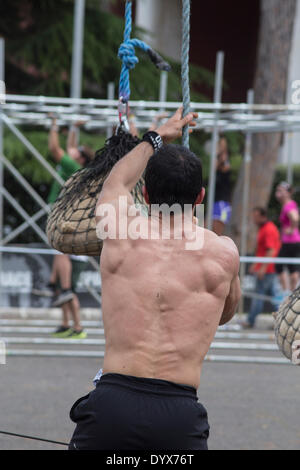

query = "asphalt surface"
0;314;297;450
0;356;299;450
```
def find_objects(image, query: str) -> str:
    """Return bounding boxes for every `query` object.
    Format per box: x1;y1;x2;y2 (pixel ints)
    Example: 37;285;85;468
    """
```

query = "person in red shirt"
243;207;281;328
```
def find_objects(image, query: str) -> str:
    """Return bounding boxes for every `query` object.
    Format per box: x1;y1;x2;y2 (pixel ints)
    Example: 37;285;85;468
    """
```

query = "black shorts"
69;373;209;451
275;243;300;274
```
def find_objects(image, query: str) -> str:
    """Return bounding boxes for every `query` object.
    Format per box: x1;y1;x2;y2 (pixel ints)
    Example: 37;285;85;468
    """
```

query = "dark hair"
144;144;203;209
78;146;94;167
253;207;268;218
278;181;293;193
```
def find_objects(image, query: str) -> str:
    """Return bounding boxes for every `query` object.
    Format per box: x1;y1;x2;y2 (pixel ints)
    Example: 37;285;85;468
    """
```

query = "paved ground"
0;356;299;450
0;314;298;450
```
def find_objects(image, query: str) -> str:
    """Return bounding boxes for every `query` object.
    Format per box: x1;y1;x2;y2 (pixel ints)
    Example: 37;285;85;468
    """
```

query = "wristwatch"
142;131;163;153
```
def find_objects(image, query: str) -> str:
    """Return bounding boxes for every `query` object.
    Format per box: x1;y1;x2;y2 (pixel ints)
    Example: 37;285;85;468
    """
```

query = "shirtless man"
69;108;241;451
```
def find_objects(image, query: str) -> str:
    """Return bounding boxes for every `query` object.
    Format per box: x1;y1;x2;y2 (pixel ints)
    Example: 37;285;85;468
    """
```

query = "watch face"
153;134;163;148
144;132;163;152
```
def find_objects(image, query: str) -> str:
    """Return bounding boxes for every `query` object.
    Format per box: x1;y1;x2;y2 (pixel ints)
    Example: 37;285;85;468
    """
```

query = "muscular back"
100;217;240;389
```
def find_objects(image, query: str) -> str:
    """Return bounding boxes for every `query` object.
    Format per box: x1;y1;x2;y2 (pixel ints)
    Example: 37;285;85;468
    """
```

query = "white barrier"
1;246;300;266
3;349;291;365
0;337;278;351
0;246;60;255
240;256;300;265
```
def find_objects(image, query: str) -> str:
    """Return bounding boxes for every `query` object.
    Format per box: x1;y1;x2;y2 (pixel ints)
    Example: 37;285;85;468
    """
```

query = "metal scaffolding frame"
2;88;300;253
2;72;300;246
0;111;101;288
4;94;300;132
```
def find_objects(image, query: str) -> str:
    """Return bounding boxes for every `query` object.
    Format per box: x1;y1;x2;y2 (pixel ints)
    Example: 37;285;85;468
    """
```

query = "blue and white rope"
118;1;150;103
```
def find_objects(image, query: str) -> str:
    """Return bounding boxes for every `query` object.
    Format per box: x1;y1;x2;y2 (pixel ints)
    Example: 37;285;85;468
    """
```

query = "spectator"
275;182;300;293
242;207;281;329
212;135;232;236
33;117;93;339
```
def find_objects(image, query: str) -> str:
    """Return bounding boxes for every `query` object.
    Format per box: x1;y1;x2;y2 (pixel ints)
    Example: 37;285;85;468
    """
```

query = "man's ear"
195;188;205;205
142;186;150;205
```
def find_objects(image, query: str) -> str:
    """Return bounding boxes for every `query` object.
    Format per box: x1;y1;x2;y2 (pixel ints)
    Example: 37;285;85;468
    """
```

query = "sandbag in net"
273;287;300;361
47;130;146;256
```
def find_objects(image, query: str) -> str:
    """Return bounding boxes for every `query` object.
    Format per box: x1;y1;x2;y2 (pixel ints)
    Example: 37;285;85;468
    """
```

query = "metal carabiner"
117;98;130;133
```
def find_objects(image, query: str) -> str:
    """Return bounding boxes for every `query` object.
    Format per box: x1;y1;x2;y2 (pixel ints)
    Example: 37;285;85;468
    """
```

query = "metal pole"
70;0;85;143
159;71;168;110
70;0;86;100
207;51;224;231
5;93;300;111
106;82;115;139
0;38;4;306
287;132;294;185
239;89;254;314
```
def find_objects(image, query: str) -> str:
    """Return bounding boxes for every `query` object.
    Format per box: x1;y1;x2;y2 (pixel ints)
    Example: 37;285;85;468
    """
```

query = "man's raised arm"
96;107;198;211
67;121;86;154
48;116;64;162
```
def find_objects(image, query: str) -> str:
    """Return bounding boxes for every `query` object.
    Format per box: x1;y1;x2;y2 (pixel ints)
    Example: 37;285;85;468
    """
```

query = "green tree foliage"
1;0;214;100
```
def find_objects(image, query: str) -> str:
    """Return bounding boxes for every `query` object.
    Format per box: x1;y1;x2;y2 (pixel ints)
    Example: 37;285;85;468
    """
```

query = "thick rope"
118;1;149;103
181;0;191;148
118;1;171;105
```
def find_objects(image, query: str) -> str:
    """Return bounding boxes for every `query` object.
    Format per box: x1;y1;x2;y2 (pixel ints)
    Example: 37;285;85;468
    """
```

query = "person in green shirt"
37;117;94;339
48;153;81;204
48;117;93;202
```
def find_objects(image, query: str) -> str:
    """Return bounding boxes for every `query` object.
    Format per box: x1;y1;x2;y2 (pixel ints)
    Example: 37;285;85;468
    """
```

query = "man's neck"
259;219;269;227
148;210;197;238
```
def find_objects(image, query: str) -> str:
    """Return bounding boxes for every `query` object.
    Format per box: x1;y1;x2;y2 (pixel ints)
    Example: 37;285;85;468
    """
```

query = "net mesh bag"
274;287;300;361
47;130;146;256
